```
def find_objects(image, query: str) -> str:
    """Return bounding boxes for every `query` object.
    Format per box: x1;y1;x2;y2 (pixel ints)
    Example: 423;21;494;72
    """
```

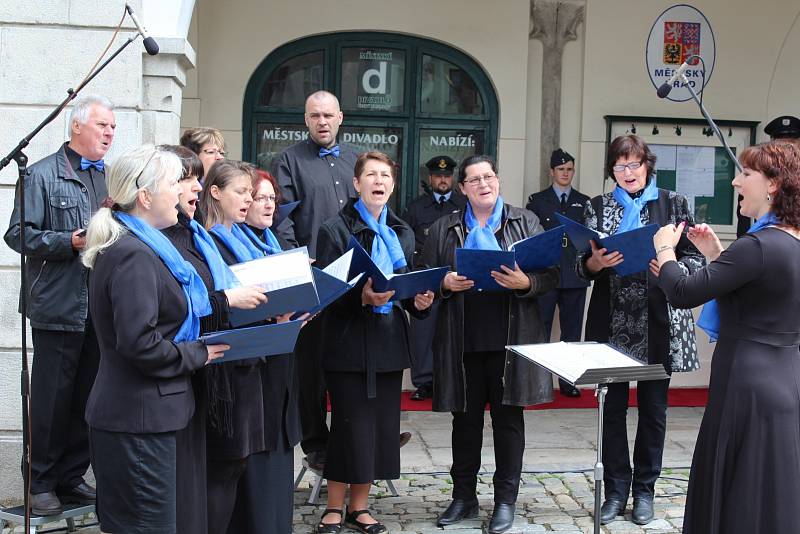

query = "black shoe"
30;491;62;516
345;509;387;534
599;499;625;524
410;383;432;401
56;481;96;504
437;498;479;526
399;432;412;448
632;496;654;525
488;503;515;533
316;508;343;533
558;378;581;397
306;450;327;472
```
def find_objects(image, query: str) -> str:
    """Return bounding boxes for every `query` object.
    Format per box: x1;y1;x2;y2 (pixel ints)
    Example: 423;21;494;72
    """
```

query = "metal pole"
593;385;608;534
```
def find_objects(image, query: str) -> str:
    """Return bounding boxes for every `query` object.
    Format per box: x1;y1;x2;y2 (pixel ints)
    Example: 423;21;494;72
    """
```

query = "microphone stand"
0;32;142;533
675;71;743;173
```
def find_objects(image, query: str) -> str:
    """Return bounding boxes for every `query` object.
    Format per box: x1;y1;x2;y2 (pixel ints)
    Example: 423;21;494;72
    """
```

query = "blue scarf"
353;199;407;314
116;212;211;342
463;197;504;251
696;212;780;342
187;219;241;290
210;224;264;263
612;179;659;233
239;223;283;256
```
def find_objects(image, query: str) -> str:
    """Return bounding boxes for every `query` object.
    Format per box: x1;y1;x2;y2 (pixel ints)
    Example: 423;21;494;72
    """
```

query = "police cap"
425;155;457;175
764;116;800;139
550;148;575;168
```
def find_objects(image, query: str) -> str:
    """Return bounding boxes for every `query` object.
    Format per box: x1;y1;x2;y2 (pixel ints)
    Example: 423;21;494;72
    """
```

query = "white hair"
82;145;182;268
69;94;114;126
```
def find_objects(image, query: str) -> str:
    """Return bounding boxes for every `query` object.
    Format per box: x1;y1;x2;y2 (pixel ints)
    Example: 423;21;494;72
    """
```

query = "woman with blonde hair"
82;145;228;533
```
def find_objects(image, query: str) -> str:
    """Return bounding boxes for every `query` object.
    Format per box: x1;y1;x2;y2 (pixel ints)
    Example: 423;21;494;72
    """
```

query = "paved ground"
0;407;702;533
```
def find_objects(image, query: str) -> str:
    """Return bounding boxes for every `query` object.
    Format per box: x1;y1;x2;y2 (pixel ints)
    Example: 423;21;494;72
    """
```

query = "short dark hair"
739;140;800;228
605;135;657;180
458;155;498;183
354;151;397;180
158;144;205;181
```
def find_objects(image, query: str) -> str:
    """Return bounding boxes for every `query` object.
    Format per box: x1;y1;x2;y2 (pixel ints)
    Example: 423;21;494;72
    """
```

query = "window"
244;33;498;212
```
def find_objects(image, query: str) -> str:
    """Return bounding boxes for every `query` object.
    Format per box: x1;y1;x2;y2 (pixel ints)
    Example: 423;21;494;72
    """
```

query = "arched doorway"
242;32;499;212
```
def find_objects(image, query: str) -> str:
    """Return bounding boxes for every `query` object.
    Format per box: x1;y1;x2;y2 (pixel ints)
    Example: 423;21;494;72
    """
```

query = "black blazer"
85;233;208;434
315;199;427;397
526;187;590;288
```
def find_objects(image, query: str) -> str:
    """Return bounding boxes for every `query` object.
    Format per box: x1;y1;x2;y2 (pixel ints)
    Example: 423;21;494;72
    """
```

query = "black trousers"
408;300;438;387
451;350;525;504
602;378;671;501
206;458;248;534
296;319;329;454
29;324;100;494
537;287;587;342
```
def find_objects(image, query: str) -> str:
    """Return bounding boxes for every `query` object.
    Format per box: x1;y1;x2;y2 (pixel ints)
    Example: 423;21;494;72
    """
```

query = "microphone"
125;3;159;55
656;61;689;98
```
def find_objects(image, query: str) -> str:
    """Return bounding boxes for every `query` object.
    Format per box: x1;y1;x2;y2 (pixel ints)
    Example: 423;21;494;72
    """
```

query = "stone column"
530;0;584;190
141;37;196;144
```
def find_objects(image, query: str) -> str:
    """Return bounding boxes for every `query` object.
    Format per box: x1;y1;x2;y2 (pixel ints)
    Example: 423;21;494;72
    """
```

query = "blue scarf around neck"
239;223;283;256
696;212;780;342
463;196;504;251
187;219;241;291
612;179;659;233
353;199;407;314
117;212;211;342
210;223;265;263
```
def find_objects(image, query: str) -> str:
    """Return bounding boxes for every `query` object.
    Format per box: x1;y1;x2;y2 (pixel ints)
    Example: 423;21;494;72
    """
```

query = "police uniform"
764;115;800;140
525;149;589;396
402;156;466;398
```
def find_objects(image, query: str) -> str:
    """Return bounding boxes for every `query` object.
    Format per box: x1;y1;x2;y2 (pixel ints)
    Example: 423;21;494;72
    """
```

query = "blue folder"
201;319;304;363
302;267;362;316
273;200;300;227
510;225;565;271
228;281;319;327
346;237;450;301
554;213;658;276
455;248;516;292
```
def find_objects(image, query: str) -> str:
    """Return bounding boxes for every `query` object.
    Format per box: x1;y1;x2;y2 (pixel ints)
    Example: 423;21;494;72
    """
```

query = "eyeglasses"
252;195;277;205
463;173;499;187
612;162;643;173
201;148;226;157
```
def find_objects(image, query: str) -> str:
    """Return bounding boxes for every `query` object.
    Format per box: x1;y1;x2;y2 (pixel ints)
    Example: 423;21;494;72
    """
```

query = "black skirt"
89;427;177;534
323;370;403;484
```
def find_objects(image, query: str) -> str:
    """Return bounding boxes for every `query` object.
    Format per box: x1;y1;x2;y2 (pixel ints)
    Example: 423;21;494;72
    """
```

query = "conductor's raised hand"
413;290;434;311
361;277;395;307
442;271;474;293
687;223;723;262
224;286;268;309
585;239;623;273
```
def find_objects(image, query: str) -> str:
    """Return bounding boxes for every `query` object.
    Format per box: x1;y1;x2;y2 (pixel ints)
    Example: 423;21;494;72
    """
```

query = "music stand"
507;342;669;534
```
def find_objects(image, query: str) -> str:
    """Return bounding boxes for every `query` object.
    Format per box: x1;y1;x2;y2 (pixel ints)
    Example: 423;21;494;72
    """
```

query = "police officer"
525;149;589;397
402;155;466;400
764;115;800;141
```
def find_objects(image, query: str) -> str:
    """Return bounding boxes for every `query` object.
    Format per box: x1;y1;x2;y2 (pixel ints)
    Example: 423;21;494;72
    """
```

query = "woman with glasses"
577;135;704;526
228;168;302;534
180;127;227;177
159;146;266;534
313;151;433;534
419;155;559;534
81;145;229;533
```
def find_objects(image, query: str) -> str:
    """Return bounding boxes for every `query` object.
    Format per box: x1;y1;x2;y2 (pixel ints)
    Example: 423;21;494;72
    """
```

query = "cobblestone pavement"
1;408;701;533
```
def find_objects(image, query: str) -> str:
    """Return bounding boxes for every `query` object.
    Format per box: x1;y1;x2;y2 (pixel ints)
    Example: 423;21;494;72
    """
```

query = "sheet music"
508;342;644;383
230;247;313;292
322;249;354;282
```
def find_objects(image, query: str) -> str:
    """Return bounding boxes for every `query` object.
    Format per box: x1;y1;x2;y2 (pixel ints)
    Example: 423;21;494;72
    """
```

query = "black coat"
419;204;560;412
525;187;590;288
315;199;427;397
401;191;467;263
85;233;208;434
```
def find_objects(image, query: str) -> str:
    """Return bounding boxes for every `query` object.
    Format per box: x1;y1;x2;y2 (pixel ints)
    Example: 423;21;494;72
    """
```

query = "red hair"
739;141;800;228
249;169;282;204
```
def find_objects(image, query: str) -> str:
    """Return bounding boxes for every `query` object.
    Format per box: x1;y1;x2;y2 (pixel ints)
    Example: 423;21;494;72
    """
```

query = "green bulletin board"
650;144;737;225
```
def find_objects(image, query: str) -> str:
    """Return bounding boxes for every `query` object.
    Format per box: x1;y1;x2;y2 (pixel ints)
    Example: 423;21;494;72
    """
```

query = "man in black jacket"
402;156;465;400
525;149;589;397
4;94;115;515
